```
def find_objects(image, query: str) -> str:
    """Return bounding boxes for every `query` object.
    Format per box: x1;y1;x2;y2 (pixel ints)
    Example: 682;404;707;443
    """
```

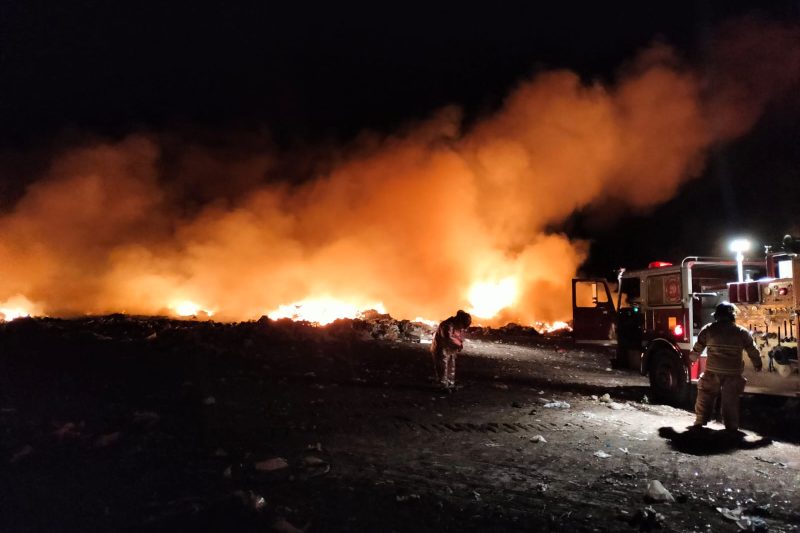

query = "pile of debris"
0;313;573;358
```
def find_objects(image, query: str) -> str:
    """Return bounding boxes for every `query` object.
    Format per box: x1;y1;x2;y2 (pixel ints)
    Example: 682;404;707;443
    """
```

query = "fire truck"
572;237;799;404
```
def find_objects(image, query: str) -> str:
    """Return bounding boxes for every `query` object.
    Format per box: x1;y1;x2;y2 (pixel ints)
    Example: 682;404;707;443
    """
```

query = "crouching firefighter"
431;310;472;391
689;302;762;432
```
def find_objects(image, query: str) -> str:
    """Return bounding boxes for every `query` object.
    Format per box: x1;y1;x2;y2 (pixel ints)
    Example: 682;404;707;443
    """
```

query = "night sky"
2;1;800;279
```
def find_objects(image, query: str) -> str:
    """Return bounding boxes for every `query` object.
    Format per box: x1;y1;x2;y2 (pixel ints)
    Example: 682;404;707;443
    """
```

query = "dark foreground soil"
1;316;798;532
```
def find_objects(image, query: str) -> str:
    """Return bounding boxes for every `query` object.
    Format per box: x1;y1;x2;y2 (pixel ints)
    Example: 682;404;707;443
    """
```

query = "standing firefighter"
689;302;762;432
431;310;472;390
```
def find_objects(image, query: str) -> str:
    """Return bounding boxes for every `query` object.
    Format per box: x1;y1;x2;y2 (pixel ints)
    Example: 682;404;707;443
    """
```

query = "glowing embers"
538;321;572;333
0;295;37;321
467;277;518;319
169;300;215;318
268;298;387;326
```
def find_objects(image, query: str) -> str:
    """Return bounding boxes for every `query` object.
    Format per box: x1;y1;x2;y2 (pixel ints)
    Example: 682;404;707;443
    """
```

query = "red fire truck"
572;238;799;404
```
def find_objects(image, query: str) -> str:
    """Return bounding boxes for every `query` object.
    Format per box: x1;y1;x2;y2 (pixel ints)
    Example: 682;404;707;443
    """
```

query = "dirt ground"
1;316;798;532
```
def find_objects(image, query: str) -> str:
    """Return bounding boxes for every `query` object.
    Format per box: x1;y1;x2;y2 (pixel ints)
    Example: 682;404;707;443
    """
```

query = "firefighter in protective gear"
689;302;762;431
431;310;472;390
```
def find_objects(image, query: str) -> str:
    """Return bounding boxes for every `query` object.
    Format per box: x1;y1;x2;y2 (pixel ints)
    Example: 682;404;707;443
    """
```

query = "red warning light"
673;324;684;337
648;261;673;268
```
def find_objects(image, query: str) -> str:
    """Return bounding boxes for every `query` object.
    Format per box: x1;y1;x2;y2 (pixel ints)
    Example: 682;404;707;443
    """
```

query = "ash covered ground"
1;315;798;532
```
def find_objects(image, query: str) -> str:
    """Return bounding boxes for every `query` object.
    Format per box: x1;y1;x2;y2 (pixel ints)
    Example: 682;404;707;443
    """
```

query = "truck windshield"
618;277;641;309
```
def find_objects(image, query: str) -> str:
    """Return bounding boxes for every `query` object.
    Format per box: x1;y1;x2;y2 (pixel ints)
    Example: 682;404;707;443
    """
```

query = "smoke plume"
1;18;797;324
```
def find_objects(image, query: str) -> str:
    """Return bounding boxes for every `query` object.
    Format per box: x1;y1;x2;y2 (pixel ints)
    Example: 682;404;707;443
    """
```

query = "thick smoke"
0;19;797;324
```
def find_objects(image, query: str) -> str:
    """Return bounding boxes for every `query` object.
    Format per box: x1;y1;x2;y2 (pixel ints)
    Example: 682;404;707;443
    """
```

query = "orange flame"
0;295;38;322
0;24;796;326
267;298;386;325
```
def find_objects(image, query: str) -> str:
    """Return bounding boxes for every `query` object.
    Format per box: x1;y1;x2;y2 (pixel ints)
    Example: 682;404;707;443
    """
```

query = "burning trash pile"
0;312;572;358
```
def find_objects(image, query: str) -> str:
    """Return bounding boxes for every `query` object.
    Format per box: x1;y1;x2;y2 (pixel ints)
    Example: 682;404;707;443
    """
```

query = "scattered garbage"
754;456;787;468
630;506;665;531
94;431;121;448
530;435;547;443
492;383;509;390
235;490;267;512
302;455;330;477
593;450;612;459
132;411;160;426
644;480;675;503
618;447;629;454
53;422;80;439
717;506;744;521
716;506;768;531
272;517;309;533
599;393;611;403
10;444;33;463
543;401;571;409
203;396;216;405
254;457;289;472
608;402;627;410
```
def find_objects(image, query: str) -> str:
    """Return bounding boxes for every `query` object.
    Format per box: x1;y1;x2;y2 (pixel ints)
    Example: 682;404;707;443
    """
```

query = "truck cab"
573;254;799;403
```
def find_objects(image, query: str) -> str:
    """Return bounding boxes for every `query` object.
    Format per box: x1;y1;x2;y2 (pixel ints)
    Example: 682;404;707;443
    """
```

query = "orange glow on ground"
537;321;572;333
0;295;37;322
169;300;214;318
268;298;387;325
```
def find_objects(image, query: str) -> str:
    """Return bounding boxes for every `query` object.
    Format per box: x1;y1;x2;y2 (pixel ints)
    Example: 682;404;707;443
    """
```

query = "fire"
467;277;518;319
0;295;37;322
537;321;572;333
268;298;387;325
169;300;214;318
1;24;794;326
413;317;438;327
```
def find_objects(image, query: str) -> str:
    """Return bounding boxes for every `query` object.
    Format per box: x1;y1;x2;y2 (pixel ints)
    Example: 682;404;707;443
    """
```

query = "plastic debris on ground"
10;444;34;463
543;401;571;409
644;480;675;503
94;432;122;448
593;450;611;459
716;506;768;531
272;517;309;533
255;457;289;472
630;506;665;531
530;435;547;443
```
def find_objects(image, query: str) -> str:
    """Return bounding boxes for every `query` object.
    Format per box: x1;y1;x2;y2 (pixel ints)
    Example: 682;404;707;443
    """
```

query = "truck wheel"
649;352;690;406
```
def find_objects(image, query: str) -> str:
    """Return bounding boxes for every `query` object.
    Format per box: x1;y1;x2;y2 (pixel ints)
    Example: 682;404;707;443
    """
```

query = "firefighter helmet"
456;310;472;327
713;302;737;321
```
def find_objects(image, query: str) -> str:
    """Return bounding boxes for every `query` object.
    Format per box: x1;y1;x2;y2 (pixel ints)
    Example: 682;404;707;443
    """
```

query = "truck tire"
649;351;690;406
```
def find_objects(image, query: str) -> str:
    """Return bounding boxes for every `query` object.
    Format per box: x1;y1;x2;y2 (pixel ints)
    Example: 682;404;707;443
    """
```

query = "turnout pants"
694;371;747;431
433;347;458;388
